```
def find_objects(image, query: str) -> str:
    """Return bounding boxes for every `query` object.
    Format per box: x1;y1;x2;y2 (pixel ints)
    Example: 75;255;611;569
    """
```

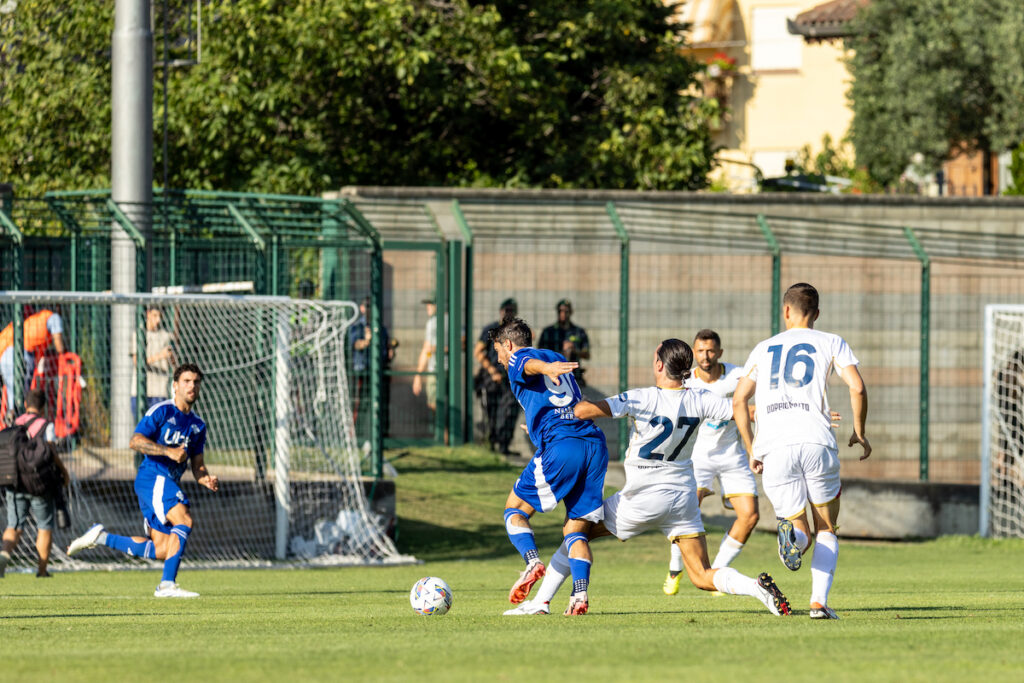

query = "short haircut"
693;328;721;347
784;282;819;316
658;339;693;382
173;363;205;383
25;388;45;412
488;316;533;348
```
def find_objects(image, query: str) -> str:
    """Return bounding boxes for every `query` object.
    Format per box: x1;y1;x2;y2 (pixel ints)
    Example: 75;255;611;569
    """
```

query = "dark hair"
784;282;819;316
173;363;205;382
658;339;693;381
25;387;45;412
488;316;533;348
693;328;721;347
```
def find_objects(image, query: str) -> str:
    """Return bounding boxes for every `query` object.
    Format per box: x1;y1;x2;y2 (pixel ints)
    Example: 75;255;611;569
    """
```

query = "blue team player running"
67;363;218;598
490;316;609;616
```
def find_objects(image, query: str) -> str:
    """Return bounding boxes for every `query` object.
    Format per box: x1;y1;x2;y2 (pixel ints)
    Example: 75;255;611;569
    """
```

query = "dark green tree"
1;0;718;196
846;0;1024;191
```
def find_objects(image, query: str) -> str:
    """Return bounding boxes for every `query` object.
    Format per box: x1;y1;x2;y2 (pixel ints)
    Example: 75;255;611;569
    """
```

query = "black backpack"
0;422;29;488
15;416;62;497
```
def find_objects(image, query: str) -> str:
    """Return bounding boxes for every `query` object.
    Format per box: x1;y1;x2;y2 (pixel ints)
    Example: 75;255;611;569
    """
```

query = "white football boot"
67;523;106;556
154;581;200;598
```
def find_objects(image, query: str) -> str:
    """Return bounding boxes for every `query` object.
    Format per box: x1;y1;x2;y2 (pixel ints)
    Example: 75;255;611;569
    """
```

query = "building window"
751;6;802;72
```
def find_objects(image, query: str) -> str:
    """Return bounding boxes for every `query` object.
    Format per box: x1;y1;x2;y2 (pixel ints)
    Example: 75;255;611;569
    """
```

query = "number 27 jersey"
605;386;732;494
742;327;858;459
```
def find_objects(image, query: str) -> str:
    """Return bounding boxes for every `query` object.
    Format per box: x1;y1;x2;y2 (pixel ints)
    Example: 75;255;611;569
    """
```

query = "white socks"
533;542;570;605
711;566;760;598
669;542;684;573
711;534;745;569
810;531;838;606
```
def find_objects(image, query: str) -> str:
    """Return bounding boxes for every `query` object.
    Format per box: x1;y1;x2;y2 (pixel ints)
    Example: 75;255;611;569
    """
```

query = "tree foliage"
846;0;1024;187
0;0;718;196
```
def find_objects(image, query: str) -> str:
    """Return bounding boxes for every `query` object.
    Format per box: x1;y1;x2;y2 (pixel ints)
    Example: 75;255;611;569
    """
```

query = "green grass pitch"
2;446;1023;681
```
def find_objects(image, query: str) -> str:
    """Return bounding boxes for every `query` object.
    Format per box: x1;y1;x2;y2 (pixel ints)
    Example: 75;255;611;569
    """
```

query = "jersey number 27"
638;416;701;461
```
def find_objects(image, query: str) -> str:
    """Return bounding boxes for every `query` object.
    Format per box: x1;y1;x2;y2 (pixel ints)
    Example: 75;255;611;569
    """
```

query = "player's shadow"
1;613;153;620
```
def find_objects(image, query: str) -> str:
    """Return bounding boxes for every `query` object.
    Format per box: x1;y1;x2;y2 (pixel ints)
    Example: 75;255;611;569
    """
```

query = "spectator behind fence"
348;297;393;443
0;308;66;413
412;298;438;415
474;298;521;456
0;388;69;578
131;307;176;418
538;299;590;387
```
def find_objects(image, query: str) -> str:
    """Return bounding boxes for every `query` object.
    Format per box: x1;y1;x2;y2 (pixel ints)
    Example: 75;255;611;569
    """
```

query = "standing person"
507;340;790;617
0;308;66;413
348;298;392;441
491;316;609;616
473;298;520;455
66;364;218;598
538;299;590;387
662;329;759;595
131;306;175;418
0;388;69;578
733;283;871;620
411;298;437;415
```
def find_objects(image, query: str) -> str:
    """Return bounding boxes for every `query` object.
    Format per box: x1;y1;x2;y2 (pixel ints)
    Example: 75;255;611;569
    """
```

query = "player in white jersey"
504;339;791;617
734;283;871;620
662;329;760;596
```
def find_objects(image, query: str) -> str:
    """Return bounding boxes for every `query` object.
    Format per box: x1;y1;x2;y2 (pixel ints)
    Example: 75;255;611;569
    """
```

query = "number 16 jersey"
742;327;858;460
605;386;732;495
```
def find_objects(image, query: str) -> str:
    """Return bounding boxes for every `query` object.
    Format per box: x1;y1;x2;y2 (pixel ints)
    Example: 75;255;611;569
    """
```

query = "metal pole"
606;202;630;460
111;0;153;448
451;201;474;444
447;240;463;445
370;243;384;477
273;309;291;559
980;305;994;537
757;215;781;336
904;227;930;481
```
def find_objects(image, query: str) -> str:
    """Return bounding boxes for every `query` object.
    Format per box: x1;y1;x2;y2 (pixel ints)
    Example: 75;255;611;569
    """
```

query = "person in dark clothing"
538;299;590;387
474;299;521;456
348;298;394;442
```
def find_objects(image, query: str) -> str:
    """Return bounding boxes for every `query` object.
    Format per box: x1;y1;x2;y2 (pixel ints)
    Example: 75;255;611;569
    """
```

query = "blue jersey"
507;347;603;447
134;399;207;483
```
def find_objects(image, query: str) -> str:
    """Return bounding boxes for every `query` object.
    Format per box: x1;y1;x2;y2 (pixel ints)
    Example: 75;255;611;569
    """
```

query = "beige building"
679;0;859;191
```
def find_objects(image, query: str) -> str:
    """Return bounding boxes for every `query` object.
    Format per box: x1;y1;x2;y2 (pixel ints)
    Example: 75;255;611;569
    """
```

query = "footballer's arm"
840;364;871;460
523;358;578;383
130;433;187;462
574;400;611;421
191;452;219;492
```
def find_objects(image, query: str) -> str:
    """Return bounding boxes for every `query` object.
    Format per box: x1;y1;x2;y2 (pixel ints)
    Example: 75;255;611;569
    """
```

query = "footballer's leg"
808;496;841;619
712;494;758;569
154;503;197;598
504;492;544;604
675;536;791;616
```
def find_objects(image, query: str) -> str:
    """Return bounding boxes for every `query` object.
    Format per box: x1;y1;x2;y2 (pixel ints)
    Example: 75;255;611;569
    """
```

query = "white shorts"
602;487;704;541
760;443;840;520
693;454;758;502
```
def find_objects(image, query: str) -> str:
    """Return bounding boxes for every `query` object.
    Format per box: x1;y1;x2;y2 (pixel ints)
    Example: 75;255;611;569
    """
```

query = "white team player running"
733;283;871;620
505;339;791;617
663;328;760;596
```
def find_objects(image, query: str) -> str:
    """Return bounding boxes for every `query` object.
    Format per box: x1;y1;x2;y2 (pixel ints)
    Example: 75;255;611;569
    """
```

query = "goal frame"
981;304;1024;537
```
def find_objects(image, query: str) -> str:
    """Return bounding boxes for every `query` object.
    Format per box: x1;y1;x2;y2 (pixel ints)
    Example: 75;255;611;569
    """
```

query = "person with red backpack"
0;388;69;578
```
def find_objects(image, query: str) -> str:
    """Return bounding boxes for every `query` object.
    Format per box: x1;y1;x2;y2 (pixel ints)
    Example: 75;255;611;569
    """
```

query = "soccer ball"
410;576;453;616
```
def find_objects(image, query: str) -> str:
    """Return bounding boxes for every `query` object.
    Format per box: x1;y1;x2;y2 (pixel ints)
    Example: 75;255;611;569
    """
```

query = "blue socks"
504;508;539;564
104;534;157;560
161;525;192;583
564;532;591;594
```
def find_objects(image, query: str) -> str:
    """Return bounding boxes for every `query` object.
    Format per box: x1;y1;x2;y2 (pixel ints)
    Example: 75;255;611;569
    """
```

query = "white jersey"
605;386;733;495
685;362;745;462
742;327;858;459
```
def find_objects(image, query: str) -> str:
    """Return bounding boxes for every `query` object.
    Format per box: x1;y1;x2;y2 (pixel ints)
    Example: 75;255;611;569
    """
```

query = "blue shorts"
134;467;190;535
514;434;609;520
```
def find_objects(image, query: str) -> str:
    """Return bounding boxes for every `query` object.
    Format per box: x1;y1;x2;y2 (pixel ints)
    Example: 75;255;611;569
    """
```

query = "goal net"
0;291;411;569
982;305;1024;538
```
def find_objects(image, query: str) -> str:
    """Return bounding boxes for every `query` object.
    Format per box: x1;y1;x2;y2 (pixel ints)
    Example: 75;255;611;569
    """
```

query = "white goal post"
0;291;411;568
981;304;1024;538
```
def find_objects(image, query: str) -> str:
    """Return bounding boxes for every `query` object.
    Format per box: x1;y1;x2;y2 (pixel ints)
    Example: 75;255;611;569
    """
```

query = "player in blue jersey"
490;316;609;616
67;364;218;598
